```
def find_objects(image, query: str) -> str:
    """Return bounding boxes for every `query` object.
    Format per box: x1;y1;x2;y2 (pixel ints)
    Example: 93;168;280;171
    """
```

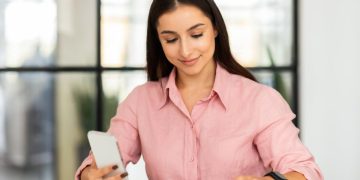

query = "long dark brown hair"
146;0;256;82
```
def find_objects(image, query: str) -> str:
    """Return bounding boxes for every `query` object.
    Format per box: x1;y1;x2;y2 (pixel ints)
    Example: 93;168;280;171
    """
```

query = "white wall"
300;0;360;179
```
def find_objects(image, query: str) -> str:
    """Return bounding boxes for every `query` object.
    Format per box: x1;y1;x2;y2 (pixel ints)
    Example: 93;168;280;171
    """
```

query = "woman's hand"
234;176;273;180
80;160;128;180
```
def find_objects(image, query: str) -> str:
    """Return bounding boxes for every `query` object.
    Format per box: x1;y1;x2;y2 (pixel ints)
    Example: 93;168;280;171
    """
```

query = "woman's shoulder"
228;74;263;91
229;74;284;102
231;75;294;122
120;80;165;109
127;79;167;102
131;80;164;94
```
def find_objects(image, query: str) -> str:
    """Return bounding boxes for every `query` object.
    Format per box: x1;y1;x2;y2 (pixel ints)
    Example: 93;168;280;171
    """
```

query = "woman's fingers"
120;172;128;178
103;171;128;180
96;164;119;177
90;159;96;167
81;161;124;180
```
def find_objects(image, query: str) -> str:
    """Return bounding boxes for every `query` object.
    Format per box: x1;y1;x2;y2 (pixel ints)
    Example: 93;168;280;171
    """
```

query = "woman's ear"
213;28;218;38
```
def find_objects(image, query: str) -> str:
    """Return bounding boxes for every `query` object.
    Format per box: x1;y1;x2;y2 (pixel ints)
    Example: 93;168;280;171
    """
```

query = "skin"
80;155;127;180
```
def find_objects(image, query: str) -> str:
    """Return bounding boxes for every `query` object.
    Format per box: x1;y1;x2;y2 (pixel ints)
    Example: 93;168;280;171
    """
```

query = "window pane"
102;70;147;129
56;72;97;180
0;0;97;68
216;0;293;67
0;72;97;180
57;0;97;66
0;72;55;179
101;0;151;67
252;70;294;109
0;0;57;68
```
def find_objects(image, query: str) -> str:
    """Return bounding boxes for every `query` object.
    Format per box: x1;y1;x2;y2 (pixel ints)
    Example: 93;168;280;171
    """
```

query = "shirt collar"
158;68;177;109
158;63;231;110
212;63;230;110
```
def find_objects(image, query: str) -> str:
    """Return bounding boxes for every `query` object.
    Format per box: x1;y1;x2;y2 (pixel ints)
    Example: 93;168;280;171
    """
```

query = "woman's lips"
180;56;200;66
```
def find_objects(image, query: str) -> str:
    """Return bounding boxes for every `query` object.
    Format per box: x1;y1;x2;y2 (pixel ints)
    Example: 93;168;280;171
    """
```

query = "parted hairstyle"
146;0;256;82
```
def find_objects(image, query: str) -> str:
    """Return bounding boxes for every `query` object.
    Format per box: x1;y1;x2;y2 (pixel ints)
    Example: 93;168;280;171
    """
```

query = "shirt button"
190;155;194;162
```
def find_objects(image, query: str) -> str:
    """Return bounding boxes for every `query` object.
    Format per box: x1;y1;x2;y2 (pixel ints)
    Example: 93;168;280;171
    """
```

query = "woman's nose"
179;39;192;59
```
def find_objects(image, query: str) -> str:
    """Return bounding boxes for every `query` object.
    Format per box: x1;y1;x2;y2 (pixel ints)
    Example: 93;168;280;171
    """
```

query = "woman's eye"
166;38;178;43
192;33;203;38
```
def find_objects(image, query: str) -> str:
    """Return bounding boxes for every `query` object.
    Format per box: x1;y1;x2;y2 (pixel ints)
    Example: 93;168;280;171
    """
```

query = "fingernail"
120;172;128;178
112;165;118;170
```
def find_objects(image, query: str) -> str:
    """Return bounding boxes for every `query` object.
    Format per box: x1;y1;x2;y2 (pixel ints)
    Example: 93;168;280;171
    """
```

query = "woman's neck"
176;61;216;91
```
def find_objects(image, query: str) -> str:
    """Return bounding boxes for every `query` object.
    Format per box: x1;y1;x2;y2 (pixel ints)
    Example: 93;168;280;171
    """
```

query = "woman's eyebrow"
160;23;205;35
187;23;205;31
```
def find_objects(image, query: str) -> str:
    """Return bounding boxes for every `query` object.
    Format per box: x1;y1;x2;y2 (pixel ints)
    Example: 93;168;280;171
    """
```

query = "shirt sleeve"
74;87;142;180
254;86;324;180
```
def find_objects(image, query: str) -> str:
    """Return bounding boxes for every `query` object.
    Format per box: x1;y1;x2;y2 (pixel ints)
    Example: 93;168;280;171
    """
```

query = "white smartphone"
87;131;128;179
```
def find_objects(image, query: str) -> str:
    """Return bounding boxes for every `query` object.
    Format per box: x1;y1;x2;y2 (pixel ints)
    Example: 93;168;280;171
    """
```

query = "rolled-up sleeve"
74;87;142;180
254;87;323;180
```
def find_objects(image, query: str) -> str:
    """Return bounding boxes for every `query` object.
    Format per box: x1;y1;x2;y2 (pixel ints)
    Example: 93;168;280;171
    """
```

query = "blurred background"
0;0;358;179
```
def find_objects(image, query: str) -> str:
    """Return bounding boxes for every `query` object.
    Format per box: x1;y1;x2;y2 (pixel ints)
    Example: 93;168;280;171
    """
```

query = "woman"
76;0;323;179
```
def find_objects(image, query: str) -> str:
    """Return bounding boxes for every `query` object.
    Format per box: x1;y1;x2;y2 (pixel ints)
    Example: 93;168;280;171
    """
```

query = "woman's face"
157;4;218;77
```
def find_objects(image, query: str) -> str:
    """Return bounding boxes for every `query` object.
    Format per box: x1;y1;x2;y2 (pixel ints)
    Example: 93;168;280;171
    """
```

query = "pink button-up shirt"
75;64;323;180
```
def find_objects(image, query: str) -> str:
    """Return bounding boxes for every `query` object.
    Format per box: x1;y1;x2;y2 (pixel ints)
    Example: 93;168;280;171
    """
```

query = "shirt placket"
169;91;197;179
185;117;199;180
170;89;211;180
187;100;208;180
